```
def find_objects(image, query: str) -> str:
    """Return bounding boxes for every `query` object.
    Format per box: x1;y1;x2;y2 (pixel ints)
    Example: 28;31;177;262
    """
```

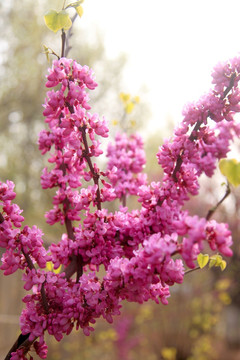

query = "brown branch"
63;196;84;282
59;141;84;281
172;152;183;183
222;72;236;99
22;249;50;313
172;119;202;182
21;248;35;271
121;194;127;207
64;101;102;211
61;29;66;58
80;125;102;211
0;212;5;223
2;222;49;359
40;283;49;314
4;333;35;360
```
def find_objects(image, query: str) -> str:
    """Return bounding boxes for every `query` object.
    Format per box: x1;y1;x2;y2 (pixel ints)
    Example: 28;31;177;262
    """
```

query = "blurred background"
1;0;240;359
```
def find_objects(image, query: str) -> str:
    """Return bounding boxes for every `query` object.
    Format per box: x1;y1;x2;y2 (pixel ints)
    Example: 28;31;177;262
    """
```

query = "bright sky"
81;0;240;134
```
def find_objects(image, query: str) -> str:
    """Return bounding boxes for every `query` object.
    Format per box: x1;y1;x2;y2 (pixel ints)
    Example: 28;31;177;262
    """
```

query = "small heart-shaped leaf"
220;260;227;271
209;254;227;271
125;102;135;114
44;10;72;33
219;158;240;187
197;253;209;269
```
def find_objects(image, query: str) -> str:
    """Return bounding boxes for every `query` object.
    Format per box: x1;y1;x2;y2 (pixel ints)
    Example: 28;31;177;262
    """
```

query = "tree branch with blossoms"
1;3;240;360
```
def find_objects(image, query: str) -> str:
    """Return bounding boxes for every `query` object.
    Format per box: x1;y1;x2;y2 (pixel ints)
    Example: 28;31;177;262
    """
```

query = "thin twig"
40;283;49;314
63;195;84;281
222;72;236;99
121;194;127;207
172;119;203;182
80;125;102;211
61;30;66;58
22;250;50;313
0;212;4;223
206;182;231;221
21;248;35;270
184;266;201;275
62;0;67;10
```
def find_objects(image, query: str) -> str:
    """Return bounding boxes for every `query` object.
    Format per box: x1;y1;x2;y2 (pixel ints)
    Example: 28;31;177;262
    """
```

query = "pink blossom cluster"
10;341;48;360
39;58;114;226
157;58;240;184
0;181;49;276
1;56;240;359
106;132;147;201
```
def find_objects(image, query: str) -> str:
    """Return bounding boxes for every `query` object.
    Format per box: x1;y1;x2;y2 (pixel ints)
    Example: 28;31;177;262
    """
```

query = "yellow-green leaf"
212;254;222;266
65;1;84;16
209;254;226;270
45;261;62;274
43;44;50;62
197;253;209;269
112;119;119;126
53;264;62;274
219;158;240;187
220;260;227;271
133;95;140;103
218;292;231;305
119;92;131;103
130;119;136;127
65;0;84;9
215;278;231;291
46;261;53;271
44;10;72;33
125;102;134;114
76;5;84;17
209;254;220;268
209;259;215;268
161;347;177;360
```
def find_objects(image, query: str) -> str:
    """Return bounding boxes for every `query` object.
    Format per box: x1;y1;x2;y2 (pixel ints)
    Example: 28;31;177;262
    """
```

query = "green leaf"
197;253;209;269
219;158;240;187
44;10;72;33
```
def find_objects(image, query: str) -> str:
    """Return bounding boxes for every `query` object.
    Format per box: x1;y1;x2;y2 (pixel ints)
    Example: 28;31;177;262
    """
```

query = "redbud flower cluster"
106;132;147;202
1;56;240;360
